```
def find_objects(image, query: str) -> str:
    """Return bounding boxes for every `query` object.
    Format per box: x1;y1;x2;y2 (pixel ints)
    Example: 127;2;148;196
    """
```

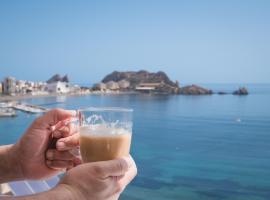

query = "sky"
0;0;269;85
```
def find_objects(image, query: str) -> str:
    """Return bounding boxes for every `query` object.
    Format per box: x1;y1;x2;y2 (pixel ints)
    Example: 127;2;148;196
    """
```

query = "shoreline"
0;91;139;102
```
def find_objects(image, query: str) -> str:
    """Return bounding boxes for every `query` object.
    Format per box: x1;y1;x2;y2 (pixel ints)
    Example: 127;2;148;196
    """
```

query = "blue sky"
0;0;269;84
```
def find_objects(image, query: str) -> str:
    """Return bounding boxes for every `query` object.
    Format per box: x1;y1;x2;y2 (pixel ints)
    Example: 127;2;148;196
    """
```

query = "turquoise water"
1;84;270;200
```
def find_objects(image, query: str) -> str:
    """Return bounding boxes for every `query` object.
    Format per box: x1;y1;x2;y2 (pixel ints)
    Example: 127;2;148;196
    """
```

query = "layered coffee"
79;125;132;163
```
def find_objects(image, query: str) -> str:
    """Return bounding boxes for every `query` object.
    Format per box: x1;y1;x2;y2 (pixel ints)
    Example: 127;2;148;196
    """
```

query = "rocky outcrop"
233;87;248;95
179;85;212;95
102;70;178;88
217;91;228;95
47;74;69;83
98;70;249;95
101;70;179;94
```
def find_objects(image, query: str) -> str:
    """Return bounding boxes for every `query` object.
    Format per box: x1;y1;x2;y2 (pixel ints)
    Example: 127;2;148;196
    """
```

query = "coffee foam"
80;124;131;136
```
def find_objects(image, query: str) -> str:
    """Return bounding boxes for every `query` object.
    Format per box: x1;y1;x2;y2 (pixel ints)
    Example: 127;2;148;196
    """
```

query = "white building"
118;80;130;89
45;81;70;93
105;81;119;90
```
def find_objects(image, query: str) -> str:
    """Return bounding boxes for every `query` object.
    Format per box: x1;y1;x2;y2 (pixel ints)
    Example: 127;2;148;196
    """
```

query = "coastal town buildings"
3;77;16;95
105;81;120;90
0;74;85;97
118;80;130;89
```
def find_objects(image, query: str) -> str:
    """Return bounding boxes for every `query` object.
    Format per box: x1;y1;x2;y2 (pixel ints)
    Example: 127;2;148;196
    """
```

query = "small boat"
0;108;17;117
0;102;15;108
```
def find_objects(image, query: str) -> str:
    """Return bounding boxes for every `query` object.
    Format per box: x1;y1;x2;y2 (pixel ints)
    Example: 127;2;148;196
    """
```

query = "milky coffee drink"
79;125;132;163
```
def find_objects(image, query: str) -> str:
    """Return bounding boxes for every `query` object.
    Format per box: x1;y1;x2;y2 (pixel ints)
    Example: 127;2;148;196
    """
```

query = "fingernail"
46;151;53;159
57;141;65;150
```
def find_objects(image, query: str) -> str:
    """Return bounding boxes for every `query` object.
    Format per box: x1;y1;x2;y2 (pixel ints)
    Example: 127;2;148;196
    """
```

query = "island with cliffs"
93;70;248;96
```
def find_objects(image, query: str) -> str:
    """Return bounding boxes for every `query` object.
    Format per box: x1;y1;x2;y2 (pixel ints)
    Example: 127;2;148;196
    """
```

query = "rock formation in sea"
179;84;212;95
102;70;178;87
233;87;248;95
97;70;249;95
217;91;228;95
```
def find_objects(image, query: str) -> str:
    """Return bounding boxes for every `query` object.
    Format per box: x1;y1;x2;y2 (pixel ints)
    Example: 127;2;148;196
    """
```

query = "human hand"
57;156;137;200
9;109;77;180
45;129;81;170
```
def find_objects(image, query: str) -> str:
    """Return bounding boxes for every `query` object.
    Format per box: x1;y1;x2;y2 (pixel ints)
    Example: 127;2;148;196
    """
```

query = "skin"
0;109;137;200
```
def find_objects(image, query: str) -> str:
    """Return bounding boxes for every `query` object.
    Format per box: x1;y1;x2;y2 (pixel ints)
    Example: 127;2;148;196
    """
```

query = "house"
105;81;120;90
45;74;70;93
135;82;163;92
45;81;70;93
118;80;130;89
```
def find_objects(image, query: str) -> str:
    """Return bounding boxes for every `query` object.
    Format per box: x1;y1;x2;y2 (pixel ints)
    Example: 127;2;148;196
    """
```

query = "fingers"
46;160;74;169
90;156;133;179
56;133;80;151
46;149;82;169
52;123;78;138
46;149;75;161
44;109;77;126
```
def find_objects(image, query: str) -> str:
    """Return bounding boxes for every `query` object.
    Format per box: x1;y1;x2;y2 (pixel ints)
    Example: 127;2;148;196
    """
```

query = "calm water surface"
0;84;270;200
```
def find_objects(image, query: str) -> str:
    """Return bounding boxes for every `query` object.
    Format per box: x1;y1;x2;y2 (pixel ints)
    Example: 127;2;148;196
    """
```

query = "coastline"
0;91;138;102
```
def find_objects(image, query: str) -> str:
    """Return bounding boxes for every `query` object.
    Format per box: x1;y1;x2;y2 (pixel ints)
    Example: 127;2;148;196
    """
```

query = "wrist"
9;144;25;180
0;144;24;183
50;184;80;200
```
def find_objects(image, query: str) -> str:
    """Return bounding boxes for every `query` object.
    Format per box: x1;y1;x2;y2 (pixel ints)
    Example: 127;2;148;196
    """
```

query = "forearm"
0;145;23;183
0;185;74;200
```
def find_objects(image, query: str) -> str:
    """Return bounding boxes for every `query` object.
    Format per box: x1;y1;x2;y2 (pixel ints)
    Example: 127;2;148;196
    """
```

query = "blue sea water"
0;84;270;200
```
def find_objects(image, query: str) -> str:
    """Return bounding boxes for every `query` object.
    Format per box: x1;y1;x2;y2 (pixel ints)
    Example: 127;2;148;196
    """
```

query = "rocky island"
233;87;249;95
93;70;214;95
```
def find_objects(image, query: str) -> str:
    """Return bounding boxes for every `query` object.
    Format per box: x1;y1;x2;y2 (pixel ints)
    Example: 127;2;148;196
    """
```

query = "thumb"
90;156;133;179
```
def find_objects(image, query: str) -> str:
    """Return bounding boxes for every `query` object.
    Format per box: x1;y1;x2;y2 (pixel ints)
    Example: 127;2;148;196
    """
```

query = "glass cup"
76;107;133;163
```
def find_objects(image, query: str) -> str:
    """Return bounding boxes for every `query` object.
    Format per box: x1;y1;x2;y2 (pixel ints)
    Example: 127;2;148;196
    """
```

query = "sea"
0;83;270;200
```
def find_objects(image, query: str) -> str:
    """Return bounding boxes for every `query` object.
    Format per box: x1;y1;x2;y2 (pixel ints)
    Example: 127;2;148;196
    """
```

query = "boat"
0;108;17;117
0;102;15;108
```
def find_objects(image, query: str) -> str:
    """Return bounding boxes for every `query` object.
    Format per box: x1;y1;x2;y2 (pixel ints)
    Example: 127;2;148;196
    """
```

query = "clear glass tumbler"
76;107;133;163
